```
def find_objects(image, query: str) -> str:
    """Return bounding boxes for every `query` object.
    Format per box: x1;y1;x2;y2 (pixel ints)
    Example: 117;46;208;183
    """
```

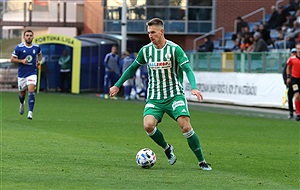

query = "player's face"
111;46;117;54
148;25;163;46
24;32;34;45
296;44;300;57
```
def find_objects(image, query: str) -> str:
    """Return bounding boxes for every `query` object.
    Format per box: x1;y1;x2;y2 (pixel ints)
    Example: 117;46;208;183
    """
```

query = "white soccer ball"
136;148;156;169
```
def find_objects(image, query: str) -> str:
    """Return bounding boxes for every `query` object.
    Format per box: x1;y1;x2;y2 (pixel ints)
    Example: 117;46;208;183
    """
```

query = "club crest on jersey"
27;55;33;62
165;53;171;60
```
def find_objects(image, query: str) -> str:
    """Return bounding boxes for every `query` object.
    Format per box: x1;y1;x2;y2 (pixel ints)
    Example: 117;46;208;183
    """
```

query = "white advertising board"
184;72;287;108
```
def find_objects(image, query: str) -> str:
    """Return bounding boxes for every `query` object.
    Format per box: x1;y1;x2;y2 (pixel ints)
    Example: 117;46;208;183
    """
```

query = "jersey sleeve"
175;45;189;66
135;47;146;65
114;61;140;88
181;63;197;90
12;45;19;58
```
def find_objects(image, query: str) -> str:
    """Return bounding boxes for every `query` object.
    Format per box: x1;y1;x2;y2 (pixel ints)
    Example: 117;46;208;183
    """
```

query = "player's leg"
294;91;300;121
169;96;211;170
103;72;110;99
18;77;27;115
177;116;211;170
292;78;300;121
26;75;37;120
288;84;294;118
144;115;167;148
60;72;64;92
143;103;176;164
123;80;130;100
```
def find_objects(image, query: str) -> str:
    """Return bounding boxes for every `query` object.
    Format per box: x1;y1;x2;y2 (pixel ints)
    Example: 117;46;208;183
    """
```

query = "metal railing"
193;27;225;52
186;51;290;73
234;7;266;33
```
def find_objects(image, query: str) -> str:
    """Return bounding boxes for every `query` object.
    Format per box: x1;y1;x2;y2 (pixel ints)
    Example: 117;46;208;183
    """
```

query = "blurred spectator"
270;5;288;29
236;16;249;34
239;32;252;52
137;63;148;101
268;5;281;29
251;24;260;35
285;0;298;12
58;49;71;93
284;12;296;29
285;20;300;49
40;57;48;92
245;35;255;52
259;23;273;46
121;49;135;100
253;32;269;52
198;36;214;52
274;26;286;49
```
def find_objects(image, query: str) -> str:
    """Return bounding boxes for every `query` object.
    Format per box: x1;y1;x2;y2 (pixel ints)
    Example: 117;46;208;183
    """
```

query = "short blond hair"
146;18;164;28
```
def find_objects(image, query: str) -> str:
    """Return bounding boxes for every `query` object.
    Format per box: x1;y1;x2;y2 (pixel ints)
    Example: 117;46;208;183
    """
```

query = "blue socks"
19;94;25;104
28;92;35;112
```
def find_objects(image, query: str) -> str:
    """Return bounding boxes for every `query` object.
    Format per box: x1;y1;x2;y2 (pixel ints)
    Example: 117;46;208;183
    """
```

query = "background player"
283;48;296;119
286;43;300;121
11;29;42;119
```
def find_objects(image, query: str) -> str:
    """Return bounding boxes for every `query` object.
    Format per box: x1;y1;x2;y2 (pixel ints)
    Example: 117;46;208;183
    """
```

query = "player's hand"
36;60;41;67
191;89;203;101
22;58;28;65
109;86;119;97
287;78;291;85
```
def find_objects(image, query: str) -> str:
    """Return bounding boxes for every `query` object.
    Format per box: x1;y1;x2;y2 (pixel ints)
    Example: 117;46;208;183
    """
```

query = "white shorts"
18;75;37;91
123;78;134;87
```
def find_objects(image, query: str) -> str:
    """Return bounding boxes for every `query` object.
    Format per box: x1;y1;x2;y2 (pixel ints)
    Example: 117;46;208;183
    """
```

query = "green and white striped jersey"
135;40;189;100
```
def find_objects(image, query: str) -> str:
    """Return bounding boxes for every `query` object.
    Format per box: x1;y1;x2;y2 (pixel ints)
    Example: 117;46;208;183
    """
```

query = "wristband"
287;74;291;78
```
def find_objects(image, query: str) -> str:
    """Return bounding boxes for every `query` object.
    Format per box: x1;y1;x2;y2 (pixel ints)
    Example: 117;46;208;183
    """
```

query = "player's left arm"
175;46;203;101
181;63;203;101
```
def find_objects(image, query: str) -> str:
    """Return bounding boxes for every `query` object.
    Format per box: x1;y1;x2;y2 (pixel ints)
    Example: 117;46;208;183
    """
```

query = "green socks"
184;129;205;162
147;127;168;149
148;127;205;162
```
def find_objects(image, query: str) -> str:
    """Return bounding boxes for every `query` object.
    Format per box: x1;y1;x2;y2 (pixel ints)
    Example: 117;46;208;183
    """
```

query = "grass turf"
1;92;299;189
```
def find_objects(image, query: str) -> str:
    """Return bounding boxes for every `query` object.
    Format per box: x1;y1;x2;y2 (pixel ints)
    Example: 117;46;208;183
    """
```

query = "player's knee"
181;125;192;133
143;121;156;133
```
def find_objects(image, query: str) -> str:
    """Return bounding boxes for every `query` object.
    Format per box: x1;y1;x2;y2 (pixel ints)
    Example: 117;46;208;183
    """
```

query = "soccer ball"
136;148;156;169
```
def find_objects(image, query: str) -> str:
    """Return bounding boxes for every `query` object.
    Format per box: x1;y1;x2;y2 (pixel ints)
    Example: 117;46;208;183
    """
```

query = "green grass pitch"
1;92;299;189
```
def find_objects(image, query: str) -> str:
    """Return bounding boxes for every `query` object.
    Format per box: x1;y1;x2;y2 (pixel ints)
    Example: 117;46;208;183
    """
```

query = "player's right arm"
286;58;292;85
11;55;28;65
109;61;141;97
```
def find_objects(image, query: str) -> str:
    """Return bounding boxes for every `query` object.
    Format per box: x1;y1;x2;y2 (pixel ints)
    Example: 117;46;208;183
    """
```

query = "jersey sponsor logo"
172;100;185;110
148;61;171;68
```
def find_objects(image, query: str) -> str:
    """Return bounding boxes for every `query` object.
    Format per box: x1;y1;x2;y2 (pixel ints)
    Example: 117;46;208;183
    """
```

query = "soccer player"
286;43;300;121
283;48;296;119
110;18;212;170
11;29;42;120
103;45;121;99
